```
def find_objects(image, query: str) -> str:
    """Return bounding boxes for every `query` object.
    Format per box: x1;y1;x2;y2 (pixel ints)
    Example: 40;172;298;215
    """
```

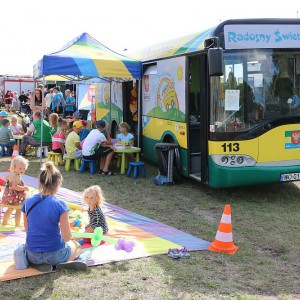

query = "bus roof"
133;18;300;62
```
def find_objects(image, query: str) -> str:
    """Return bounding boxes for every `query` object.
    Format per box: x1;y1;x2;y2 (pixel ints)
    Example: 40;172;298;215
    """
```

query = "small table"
115;147;141;175
13;135;23;148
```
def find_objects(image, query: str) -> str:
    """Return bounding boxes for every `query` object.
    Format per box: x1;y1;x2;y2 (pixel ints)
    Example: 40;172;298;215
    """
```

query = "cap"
0;111;9;117
96;120;106;128
73;120;83;128
81;120;87;126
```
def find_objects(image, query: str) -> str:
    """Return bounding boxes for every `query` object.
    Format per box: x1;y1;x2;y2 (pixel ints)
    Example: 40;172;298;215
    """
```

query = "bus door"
187;54;209;183
123;80;139;138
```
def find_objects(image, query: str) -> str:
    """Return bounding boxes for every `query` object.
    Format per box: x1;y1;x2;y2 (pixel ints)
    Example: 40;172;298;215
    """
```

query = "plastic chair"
65;157;81;172
48;151;63;166
126;162;146;179
79;158;97;175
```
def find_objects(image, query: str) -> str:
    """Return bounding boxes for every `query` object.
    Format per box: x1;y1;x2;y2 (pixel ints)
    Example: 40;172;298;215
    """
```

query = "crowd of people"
0;85;76;118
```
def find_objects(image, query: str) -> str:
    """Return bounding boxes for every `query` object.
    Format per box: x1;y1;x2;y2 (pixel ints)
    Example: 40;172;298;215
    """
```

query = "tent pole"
40;75;45;166
109;80;112;128
137;79;141;148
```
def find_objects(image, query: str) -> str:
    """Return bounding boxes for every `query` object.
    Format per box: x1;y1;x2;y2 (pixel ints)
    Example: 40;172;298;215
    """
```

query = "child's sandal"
102;170;116;176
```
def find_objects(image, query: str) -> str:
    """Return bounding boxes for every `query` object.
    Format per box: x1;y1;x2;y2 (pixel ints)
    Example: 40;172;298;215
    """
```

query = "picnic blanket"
0;173;210;281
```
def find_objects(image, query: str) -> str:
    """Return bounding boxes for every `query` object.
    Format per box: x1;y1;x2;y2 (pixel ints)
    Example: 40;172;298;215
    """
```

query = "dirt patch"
192;207;218;223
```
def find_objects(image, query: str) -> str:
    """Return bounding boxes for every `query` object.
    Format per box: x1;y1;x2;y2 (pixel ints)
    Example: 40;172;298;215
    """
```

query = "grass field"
0;156;299;300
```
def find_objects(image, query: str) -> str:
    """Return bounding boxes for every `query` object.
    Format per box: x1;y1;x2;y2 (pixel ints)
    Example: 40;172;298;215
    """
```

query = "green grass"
0;156;299;300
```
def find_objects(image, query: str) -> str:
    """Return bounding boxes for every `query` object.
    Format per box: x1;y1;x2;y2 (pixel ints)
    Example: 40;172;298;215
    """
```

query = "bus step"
190;152;201;156
189;173;202;182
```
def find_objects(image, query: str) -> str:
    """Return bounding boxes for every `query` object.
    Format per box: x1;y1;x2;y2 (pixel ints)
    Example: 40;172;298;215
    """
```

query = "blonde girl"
21;161;85;270
117;122;135;161
1;156;29;226
10;115;24;135
49;113;59;136
52;120;68;155
82;185;108;234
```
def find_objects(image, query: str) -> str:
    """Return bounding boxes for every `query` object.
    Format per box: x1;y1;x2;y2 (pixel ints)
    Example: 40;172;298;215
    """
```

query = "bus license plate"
280;173;300;182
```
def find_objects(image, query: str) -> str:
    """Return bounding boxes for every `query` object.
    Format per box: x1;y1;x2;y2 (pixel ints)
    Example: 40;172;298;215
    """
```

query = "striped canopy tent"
33;32;141;79
33;33;141;164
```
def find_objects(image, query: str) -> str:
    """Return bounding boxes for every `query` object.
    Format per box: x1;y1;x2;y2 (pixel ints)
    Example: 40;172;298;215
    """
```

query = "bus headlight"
211;154;256;167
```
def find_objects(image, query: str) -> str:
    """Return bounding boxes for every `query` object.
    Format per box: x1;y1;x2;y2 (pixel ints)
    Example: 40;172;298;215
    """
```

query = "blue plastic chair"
126;162;146;179
79;158;97;175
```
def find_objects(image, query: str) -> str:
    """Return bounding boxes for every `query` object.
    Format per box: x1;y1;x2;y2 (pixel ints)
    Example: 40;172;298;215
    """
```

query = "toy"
115;239;135;253
72;227;135;252
70;218;82;228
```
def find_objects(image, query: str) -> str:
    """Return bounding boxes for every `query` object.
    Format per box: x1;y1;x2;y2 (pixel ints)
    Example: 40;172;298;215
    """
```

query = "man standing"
65;121;83;158
20;111;52;156
82;120;115;175
18;91;29;112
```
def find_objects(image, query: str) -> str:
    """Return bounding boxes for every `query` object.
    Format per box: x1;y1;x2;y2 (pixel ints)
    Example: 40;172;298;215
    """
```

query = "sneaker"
56;261;87;271
179;247;190;259
30;263;53;272
167;248;181;259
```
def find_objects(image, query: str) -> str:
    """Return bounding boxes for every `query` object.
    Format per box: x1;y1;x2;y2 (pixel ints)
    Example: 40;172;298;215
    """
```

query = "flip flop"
56;261;87;271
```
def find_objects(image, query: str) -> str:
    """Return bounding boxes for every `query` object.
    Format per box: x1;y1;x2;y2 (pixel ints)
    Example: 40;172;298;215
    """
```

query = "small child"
49;113;59;136
1;156;29;226
10;115;24;135
117;122;134;146
82;185;108;234
52;120;68;154
0;118;16;155
117;122;135;161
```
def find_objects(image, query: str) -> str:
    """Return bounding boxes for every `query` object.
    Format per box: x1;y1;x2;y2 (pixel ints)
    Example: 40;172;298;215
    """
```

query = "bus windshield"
210;49;300;140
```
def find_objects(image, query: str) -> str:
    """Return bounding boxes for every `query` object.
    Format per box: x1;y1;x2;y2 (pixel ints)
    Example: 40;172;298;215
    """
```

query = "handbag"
13;195;46;270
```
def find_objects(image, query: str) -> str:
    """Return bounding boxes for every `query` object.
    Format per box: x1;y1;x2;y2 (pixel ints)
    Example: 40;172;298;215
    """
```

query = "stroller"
16;111;31;133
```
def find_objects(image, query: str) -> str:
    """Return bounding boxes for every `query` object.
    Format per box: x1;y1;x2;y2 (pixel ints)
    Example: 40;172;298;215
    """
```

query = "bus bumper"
208;157;300;188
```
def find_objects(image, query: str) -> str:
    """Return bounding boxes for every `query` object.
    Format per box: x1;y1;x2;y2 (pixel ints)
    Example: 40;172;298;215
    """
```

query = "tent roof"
130;27;213;61
34;33;141;79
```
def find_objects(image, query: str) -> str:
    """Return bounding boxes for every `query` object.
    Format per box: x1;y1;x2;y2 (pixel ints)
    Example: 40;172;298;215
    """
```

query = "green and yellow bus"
137;18;300;187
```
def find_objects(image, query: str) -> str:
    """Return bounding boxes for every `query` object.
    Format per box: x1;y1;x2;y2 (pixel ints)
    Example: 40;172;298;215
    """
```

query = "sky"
1;0;299;75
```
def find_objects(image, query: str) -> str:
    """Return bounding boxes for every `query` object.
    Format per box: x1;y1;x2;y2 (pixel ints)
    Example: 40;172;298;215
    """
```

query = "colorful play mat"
0;173;210;281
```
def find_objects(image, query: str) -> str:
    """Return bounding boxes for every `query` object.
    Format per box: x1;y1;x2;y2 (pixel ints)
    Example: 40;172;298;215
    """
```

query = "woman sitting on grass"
21;161;86;271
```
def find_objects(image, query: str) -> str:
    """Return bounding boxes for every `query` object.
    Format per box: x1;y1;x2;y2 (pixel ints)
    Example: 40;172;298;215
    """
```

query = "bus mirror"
208;48;224;76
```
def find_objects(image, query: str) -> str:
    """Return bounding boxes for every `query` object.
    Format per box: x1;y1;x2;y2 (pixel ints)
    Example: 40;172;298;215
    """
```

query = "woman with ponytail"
21;161;86;271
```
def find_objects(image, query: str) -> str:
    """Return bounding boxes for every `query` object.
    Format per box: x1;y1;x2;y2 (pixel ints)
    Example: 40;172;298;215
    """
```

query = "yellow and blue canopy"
34;33;141;79
131;27;213;61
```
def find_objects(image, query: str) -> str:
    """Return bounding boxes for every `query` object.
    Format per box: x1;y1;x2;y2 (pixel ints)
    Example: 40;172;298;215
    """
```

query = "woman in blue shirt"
21;161;86;271
64;89;75;117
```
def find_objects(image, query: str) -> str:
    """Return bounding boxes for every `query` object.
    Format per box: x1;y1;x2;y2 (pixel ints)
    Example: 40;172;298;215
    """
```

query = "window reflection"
210;50;300;140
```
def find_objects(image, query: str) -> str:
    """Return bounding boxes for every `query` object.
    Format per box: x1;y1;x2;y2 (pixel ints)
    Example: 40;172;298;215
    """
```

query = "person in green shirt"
20;111;52;156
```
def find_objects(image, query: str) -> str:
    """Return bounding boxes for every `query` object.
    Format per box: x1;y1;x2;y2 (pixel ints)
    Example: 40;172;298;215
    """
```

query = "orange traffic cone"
11;145;19;159
208;204;238;255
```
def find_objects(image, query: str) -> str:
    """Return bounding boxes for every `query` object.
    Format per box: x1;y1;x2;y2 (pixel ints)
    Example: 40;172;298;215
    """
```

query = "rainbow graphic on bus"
157;77;179;111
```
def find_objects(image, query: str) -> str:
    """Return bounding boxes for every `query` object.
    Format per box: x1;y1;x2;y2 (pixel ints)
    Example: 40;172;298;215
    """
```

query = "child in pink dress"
1;156;29;226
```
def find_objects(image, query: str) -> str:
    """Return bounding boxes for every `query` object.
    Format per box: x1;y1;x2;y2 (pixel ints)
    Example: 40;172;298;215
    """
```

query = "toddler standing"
1;156;29;226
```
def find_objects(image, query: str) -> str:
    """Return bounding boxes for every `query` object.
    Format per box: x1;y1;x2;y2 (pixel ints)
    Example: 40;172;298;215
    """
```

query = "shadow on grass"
0;268;90;300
